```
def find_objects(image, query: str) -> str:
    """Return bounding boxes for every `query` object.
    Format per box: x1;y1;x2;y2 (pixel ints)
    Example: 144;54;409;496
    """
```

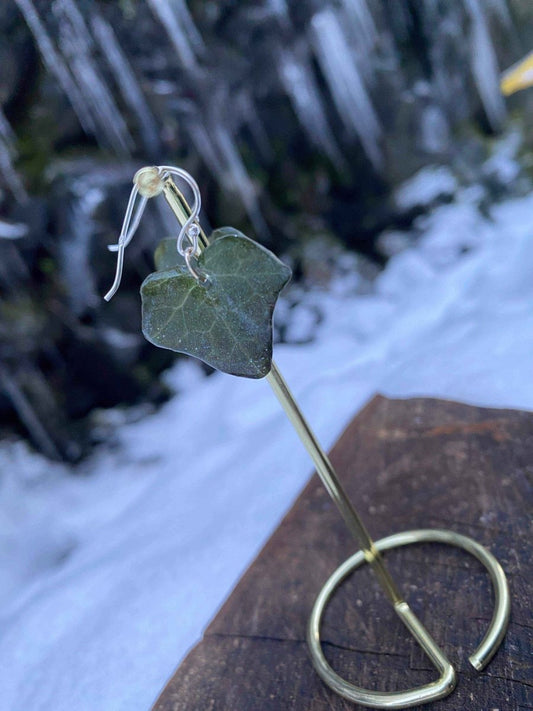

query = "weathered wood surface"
153;395;532;710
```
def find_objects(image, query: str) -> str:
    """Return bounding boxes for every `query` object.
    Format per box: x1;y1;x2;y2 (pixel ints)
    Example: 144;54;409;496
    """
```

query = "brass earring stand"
158;174;510;708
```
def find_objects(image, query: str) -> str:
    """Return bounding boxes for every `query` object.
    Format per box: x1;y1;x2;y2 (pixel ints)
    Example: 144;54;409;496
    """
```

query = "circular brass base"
307;529;510;709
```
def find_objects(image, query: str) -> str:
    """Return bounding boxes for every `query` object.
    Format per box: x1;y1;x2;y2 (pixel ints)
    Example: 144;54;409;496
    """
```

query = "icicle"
147;0;202;72
234;91;273;162
340;0;377;56
53;0;133;154
277;46;345;168
90;14;160;155
212;123;267;235
13;0;96;136
420;105;450;154
182;113;226;179
60;177;104;315
0;108;28;203
174;0;205;53
310;7;382;169
182;111;266;234
267;0;291;30
0;363;62;461
464;0;506;130
486;0;512;27
0;107;18;147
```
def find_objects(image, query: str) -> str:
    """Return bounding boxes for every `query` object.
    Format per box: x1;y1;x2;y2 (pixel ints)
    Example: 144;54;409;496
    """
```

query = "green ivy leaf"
154;238;184;271
141;230;291;378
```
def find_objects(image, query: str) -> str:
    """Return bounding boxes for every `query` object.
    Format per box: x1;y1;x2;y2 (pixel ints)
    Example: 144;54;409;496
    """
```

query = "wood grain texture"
152;395;533;710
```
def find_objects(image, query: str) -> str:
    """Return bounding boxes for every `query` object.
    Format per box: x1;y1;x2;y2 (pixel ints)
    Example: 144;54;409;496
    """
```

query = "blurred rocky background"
1;0;532;461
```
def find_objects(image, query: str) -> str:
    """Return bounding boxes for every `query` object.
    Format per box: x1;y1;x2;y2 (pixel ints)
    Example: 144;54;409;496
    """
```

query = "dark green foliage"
142;230;291;378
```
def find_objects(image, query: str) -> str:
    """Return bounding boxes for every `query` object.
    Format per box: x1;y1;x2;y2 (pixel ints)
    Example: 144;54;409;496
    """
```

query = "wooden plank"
153;395;533;710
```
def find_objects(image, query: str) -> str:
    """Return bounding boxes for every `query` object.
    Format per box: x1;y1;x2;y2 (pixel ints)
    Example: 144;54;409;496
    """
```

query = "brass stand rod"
266;362;403;604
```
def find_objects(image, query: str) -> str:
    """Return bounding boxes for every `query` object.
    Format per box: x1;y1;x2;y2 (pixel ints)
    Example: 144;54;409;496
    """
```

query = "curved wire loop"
308;528;510;708
104;184;147;301
157;166;202;258
104;165;204;301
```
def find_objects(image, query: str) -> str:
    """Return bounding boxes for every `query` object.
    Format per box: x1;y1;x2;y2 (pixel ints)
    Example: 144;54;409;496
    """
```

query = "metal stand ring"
307;528;510;709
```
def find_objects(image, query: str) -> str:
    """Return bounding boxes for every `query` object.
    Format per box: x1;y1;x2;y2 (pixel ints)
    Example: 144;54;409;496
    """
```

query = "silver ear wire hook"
104;182;149;301
104;165;205;301
157;165;202;257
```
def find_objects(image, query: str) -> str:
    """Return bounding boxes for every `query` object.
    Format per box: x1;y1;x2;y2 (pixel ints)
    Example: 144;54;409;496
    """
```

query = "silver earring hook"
104;165;204;301
104;183;148;301
157;165;202;256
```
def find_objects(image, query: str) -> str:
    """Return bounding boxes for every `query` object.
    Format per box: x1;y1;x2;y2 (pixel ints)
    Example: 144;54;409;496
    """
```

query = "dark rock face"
0;0;530;458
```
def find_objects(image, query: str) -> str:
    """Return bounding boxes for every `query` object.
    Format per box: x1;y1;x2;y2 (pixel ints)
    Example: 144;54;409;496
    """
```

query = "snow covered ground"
1;184;532;711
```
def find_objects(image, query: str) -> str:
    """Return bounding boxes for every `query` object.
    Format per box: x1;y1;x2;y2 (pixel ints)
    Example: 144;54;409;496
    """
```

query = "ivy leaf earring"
105;166;291;378
141;227;291;378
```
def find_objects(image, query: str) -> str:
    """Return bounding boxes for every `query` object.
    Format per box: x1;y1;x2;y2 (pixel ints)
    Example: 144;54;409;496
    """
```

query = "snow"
1;185;533;710
394;165;458;210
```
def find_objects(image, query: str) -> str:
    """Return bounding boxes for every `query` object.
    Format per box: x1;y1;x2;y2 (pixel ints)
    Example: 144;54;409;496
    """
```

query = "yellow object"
501;51;533;95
